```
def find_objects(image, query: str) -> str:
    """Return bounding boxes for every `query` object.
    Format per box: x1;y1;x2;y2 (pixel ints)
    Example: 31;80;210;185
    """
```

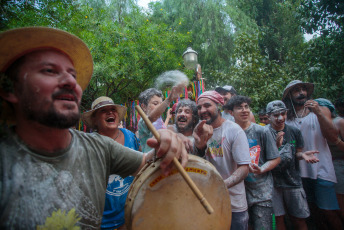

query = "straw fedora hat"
82;96;127;129
0;27;93;90
282;80;314;100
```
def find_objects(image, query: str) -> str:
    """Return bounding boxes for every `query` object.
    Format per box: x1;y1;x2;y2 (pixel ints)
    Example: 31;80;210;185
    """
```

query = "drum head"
125;155;231;230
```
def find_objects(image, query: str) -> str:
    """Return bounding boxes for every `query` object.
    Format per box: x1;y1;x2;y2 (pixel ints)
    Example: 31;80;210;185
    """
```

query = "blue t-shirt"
101;128;141;229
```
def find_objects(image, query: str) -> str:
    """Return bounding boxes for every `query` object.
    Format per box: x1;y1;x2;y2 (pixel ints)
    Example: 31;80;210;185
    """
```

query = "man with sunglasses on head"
266;100;319;230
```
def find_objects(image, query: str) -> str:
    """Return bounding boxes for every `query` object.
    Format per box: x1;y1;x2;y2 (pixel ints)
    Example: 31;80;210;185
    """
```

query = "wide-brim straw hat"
282;80;314;100
82;96;127;129
0;27;93;90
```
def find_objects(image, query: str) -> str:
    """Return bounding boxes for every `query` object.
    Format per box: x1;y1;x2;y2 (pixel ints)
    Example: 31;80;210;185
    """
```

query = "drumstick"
135;105;214;214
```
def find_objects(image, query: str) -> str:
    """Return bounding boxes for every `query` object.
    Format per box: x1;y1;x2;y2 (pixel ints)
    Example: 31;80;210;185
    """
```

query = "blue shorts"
302;178;340;210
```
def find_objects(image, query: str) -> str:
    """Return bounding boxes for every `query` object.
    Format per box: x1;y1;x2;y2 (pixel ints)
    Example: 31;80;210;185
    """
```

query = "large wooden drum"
125;154;231;230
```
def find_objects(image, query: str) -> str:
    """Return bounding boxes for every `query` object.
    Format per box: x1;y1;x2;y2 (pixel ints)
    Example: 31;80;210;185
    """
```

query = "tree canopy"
1;0;343;114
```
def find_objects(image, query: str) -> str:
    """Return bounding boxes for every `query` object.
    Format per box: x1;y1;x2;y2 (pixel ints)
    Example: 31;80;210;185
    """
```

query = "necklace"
291;101;306;124
113;130;121;140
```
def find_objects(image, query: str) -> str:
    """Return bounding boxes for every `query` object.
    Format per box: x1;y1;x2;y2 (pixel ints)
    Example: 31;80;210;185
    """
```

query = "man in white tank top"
282;80;342;230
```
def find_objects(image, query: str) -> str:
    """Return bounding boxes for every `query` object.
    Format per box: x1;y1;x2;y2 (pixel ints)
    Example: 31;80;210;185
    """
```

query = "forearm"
316;108;338;143
334;137;344;152
148;99;171;122
134;150;155;176
296;151;304;160
259;157;281;174
224;164;249;188
164;116;171;127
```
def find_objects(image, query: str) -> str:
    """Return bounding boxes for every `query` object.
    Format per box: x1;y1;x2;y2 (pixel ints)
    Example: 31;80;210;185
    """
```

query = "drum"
125;154;231;230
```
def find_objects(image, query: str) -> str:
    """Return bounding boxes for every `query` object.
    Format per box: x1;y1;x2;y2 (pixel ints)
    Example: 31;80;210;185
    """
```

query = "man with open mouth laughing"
82;96;141;230
173;99;199;141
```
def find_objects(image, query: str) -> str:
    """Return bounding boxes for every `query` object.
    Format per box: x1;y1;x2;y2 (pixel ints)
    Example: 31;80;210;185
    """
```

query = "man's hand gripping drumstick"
136;105;214;214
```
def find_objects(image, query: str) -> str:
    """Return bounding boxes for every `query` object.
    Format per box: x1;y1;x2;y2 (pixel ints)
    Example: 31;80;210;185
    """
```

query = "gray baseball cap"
266;100;288;114
215;85;237;95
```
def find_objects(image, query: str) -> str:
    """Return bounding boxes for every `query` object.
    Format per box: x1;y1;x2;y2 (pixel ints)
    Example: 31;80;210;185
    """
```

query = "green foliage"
1;0;192;111
1;0;342;113
297;0;344;102
210;32;292;112
149;0;236;75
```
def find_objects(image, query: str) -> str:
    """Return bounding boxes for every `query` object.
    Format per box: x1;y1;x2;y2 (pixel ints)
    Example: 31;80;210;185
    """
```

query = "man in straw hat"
195;90;251;230
0;27;188;229
282;80;342;229
82;96;141;230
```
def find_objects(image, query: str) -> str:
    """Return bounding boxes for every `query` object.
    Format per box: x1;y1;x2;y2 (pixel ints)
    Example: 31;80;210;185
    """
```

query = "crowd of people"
0;26;343;230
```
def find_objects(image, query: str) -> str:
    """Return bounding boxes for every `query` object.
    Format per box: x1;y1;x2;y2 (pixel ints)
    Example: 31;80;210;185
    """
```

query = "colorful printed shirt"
204;120;251;212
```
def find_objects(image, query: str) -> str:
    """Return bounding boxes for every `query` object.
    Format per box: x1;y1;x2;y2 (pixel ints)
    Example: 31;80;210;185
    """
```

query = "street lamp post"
182;47;202;81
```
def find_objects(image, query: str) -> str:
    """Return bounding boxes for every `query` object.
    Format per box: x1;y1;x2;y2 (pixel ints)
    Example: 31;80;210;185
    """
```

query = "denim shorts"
302;178;340;210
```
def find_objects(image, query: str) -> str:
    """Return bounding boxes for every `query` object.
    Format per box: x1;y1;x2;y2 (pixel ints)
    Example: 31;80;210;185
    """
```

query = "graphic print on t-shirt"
207;137;225;158
248;139;261;164
245;139;261;182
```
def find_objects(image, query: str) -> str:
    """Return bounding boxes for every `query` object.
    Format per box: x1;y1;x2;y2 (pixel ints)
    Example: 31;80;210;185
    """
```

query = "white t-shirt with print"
205;120;251;212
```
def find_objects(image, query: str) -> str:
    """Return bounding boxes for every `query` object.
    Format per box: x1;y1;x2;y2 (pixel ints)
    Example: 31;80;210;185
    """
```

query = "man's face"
290;85;308;106
197;98;220;125
269;110;287;130
259;114;269;125
13;50;82;128
175;106;194;133
231;102;250;123
220;91;232;104
93;106;119;132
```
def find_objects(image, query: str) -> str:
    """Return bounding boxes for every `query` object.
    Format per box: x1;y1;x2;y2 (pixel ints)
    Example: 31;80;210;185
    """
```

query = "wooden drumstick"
135;105;214;214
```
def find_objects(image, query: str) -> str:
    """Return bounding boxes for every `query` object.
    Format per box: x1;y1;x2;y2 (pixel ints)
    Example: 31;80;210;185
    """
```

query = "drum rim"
124;155;231;230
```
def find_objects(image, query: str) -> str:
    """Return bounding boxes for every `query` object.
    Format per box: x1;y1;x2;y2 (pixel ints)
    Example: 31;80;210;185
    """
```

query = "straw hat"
0;27;93;123
282;80;314;100
0;27;93;90
82;96;127;129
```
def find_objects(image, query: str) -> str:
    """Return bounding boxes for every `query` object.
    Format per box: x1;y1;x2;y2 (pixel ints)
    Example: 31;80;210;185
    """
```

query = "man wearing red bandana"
195;90;251;230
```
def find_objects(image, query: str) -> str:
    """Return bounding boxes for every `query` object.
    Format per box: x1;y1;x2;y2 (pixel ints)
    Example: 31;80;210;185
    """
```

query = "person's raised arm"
193;120;213;156
148;85;184;122
305;100;338;143
164;108;173;127
334;118;344;152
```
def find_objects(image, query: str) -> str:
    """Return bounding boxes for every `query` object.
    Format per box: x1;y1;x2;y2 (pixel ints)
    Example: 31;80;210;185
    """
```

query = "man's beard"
291;94;309;106
176;119;194;134
202;111;219;125
25;105;80;129
20;89;80;129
